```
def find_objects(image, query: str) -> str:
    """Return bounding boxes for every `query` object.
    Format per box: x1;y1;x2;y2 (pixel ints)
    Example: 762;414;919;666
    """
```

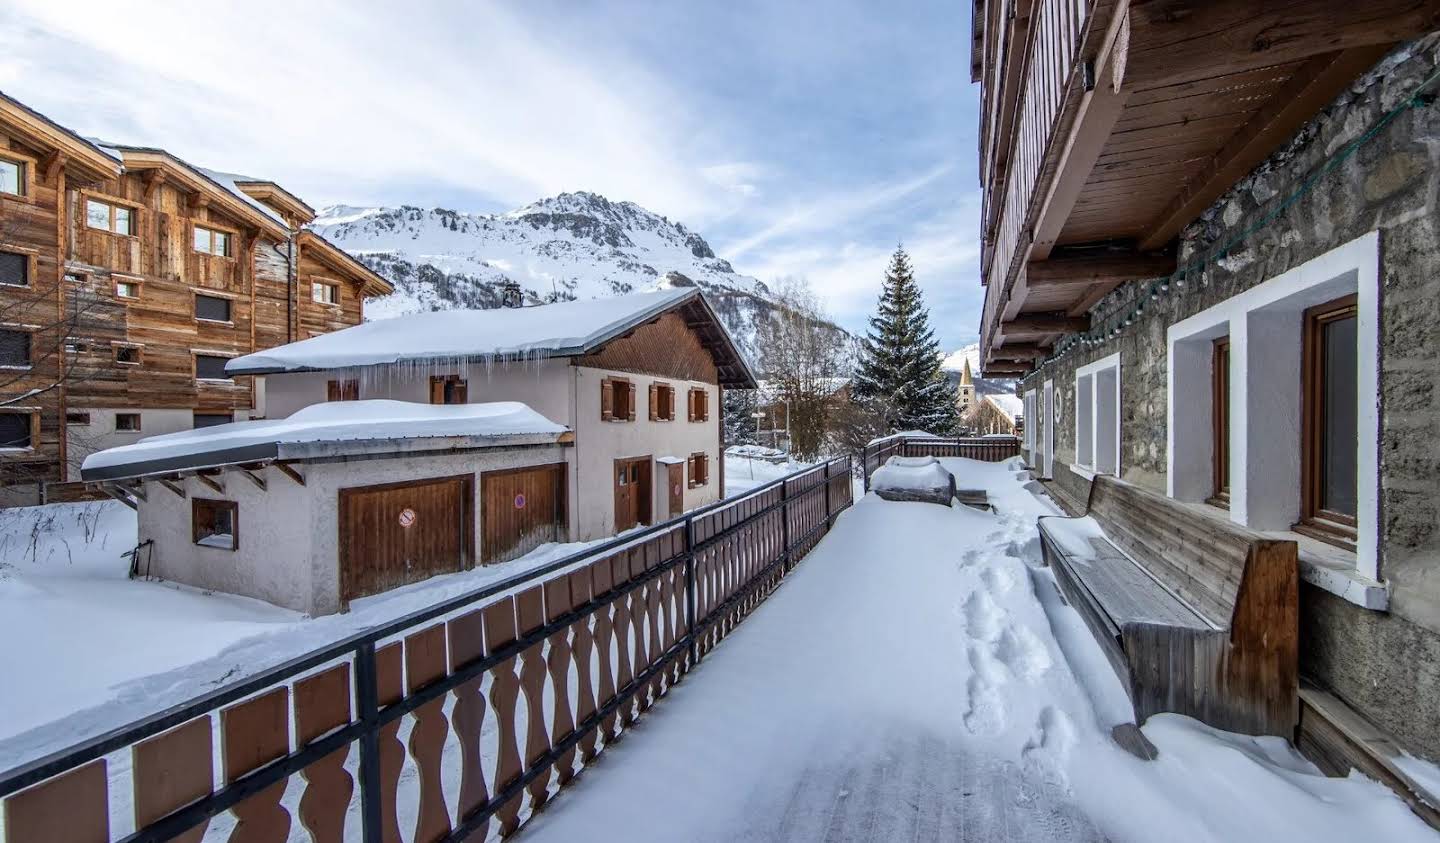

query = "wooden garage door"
339;474;473;603
482;463;567;564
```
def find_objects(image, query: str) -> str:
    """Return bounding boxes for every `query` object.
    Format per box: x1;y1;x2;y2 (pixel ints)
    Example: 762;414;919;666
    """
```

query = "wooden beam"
142;169;166;201
1136;45;1392;250
236;467;267;492
982;364;1033;377
195;472;224;494
1027;251;1177;289
158;478;186;499
274;462;305;487
1123;0;1440;92
40;151;67;183
116;481;147;503
990;343;1049;361
103;486;138;510
1003;313;1091;335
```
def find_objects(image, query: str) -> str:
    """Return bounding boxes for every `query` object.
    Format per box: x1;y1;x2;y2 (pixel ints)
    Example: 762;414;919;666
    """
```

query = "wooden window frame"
0;149;35;200
191;222;236;258
0;248;36;288
649;381;676;422
328;378;360;401
0;327;32;370
429;374;468;405
192;498;239;551
114;276;142;300
1208;337;1230;508
687;386;709;423
311;279;340;307
601;377;636;422
192;411;234;429
1296;293;1359;550
194;353;235;382
83;192;140;237
194;292;234;324
112;342;143;366
688;452;709;488
0;409;38;450
115;412;142;432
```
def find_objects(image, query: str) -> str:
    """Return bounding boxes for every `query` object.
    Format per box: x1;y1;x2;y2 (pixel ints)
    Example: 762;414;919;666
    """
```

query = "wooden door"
339;475;473;604
481;463;567;564
613;456;653;533
667;462;684;519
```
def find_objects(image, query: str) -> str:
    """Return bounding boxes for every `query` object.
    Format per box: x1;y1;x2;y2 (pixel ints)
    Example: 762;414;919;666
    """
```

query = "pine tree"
852;246;960;434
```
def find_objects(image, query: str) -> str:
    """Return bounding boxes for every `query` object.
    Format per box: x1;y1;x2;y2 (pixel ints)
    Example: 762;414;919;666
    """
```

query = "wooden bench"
1037;474;1299;738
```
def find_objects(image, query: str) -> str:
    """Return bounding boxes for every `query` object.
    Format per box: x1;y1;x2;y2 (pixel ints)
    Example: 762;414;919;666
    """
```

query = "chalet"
0;90;391;506
967;393;1022;437
80;288;755;614
973;0;1440;819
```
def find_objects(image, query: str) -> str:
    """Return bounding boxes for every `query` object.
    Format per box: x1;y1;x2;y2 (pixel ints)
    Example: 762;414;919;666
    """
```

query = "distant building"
970;394;1021;437
954;358;976;416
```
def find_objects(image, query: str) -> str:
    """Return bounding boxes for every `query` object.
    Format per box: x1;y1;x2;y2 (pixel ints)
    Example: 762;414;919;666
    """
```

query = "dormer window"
0;158;22;197
193;225;232;257
312;281;339;305
86;199;135;235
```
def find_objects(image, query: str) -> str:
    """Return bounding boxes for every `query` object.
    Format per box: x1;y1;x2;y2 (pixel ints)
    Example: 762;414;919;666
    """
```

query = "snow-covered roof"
227;288;758;387
983;394;1024;423
81;400;568;481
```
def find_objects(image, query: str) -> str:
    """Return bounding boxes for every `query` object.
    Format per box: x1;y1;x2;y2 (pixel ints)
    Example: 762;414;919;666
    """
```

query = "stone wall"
1018;38;1440;758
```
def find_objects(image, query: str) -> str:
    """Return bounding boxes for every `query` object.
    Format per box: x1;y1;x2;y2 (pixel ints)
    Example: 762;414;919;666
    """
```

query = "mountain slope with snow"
312;192;803;362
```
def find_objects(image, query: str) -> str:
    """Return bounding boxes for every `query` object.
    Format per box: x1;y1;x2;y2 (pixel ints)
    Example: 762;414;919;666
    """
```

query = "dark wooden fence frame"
0;457;854;842
860;434;1021;492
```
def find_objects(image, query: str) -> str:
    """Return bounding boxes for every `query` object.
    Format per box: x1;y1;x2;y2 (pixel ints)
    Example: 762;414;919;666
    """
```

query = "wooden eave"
112;149;290;240
297;230;394;296
977;0;1439;365
0;92;121;183
234;180;317;226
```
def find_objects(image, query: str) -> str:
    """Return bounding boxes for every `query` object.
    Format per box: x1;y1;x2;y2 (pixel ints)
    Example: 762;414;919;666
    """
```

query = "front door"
613;456;653;533
339;475;473;604
667;462;684;519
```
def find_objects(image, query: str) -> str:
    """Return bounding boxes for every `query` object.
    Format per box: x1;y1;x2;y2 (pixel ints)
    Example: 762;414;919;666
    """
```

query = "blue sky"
0;0;984;349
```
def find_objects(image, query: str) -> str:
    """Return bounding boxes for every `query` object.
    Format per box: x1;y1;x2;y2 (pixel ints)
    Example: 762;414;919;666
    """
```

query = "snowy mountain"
312;191;811;363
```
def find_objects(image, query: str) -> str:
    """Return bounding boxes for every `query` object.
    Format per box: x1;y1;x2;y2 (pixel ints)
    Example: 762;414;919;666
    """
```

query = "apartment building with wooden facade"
973;0;1440;823
0;91;391;504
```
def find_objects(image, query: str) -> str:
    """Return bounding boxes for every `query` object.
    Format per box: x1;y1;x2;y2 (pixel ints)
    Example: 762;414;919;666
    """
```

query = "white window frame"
1072;352;1121;480
1166;231;1382;602
1041;379;1055;479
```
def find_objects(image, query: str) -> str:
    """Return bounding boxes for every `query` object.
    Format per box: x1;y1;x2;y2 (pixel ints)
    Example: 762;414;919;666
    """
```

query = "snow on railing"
0;457;854;842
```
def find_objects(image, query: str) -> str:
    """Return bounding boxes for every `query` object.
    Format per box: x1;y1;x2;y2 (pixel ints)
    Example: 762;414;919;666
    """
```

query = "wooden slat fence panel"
1;458;853;843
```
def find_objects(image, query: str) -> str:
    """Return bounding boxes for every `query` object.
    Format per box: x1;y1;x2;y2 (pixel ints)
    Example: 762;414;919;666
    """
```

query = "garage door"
339;475;473;603
482;463;567;564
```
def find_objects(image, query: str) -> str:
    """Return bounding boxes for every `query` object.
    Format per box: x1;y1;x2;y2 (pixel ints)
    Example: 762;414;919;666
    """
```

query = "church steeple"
960;358;973;386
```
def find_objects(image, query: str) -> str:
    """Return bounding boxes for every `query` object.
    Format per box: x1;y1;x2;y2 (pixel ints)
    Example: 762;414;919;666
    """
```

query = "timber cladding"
480;462;567;565
338;474;475;604
578;311;718;384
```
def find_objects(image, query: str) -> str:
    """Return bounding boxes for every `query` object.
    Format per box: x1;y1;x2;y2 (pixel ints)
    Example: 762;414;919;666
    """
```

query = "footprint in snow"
994;625;1052;681
963;651;1009;735
962;590;1006;642
981;562;1017;595
1021;706;1078;790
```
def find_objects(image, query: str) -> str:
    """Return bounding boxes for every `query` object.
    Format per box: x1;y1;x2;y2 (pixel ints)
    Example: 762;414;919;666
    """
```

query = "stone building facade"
1017;39;1440;761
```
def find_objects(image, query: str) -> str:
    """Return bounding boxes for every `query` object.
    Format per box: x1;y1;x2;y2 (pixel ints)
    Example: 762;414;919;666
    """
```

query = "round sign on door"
514;493;527;510
398;507;417;528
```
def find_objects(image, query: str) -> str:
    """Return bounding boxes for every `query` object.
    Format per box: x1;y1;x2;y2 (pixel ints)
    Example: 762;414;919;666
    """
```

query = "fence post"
684;516;698;668
355;642;382;843
780;474;790;572
823;460;832;526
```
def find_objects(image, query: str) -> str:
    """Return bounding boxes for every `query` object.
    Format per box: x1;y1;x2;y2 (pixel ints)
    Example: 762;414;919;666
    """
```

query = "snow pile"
870;454;955;505
82;400;566;477
725;444;788;462
724;452;808;496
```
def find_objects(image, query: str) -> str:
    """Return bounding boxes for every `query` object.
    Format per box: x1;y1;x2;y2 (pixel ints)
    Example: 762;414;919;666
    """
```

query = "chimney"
499;280;523;308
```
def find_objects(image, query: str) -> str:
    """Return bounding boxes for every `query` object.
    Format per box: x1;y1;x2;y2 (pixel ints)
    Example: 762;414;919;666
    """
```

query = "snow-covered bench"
1037;474;1299;739
870;456;955;506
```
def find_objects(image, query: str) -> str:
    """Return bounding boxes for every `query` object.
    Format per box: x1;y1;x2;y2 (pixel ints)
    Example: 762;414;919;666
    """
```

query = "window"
195;293;232;323
192;498;238;550
312;281;339;305
115;413;141;432
649;382;675;421
0;251;29;287
687;387;709;422
601;377;635;421
0;412;33;449
0;329;31;368
115;279;141;299
1072;353;1120;477
86;198;135;235
1299;295;1359;548
193;225;231;256
429;374;467;405
193;412;232;429
327;379;359;401
1211;338;1230;507
66;412;91;426
113;344;142;365
688;452;710;488
0;158;22;197
195;354;232;381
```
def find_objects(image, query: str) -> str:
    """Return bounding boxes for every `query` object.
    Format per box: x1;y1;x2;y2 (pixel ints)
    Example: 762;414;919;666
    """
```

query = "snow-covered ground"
723;451;809;497
522;458;1436;842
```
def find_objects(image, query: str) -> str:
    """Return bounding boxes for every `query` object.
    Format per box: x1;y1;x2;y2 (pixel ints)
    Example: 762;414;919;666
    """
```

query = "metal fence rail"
861;435;1021;491
0;457;855;842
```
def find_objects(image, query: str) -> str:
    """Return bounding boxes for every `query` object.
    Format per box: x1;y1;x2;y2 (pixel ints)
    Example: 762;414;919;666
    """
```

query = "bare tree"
754;278;851;462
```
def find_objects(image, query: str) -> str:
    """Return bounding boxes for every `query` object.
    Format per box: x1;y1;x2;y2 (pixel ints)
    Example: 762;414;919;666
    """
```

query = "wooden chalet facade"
0;91;391;504
972;0;1440;822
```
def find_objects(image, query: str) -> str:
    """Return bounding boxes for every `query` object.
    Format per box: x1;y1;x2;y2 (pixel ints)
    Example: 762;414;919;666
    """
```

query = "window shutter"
687;389;696;422
699;390;708;421
627;382;637;421
649;383;659;421
601;378;613;421
453;379;468;403
429;376;445;405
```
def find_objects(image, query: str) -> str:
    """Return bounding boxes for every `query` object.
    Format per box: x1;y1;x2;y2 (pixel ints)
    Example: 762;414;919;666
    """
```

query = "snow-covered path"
519;458;1435;843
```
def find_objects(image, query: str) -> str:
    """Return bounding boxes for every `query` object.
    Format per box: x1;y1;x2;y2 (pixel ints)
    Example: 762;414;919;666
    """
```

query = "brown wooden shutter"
699;390;708;421
649;383;659;421
429;376;445;405
453;379;468;403
601;378;614;421
627;382;637;421
687;389;696;422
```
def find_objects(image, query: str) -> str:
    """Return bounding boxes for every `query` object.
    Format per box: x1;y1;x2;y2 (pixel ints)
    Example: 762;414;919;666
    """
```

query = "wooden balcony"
972;0;1440;375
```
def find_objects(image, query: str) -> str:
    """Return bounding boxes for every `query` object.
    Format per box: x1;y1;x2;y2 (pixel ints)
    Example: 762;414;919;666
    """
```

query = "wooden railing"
862;435;1021;491
0;458;853;842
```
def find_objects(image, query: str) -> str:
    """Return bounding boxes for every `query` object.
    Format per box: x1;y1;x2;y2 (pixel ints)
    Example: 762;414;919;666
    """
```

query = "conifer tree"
852;246;960;434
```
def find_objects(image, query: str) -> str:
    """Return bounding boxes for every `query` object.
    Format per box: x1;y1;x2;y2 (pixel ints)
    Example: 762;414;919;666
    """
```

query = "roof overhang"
109;148;291;240
235;180;317;226
297;230;394;296
0;91;122;184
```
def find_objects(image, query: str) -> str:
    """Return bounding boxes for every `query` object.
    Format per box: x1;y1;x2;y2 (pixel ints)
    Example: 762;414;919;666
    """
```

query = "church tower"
957;358;976;416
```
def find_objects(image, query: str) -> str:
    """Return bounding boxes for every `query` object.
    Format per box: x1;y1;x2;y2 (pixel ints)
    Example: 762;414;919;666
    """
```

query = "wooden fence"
0;458;854;842
861;435;1021;491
